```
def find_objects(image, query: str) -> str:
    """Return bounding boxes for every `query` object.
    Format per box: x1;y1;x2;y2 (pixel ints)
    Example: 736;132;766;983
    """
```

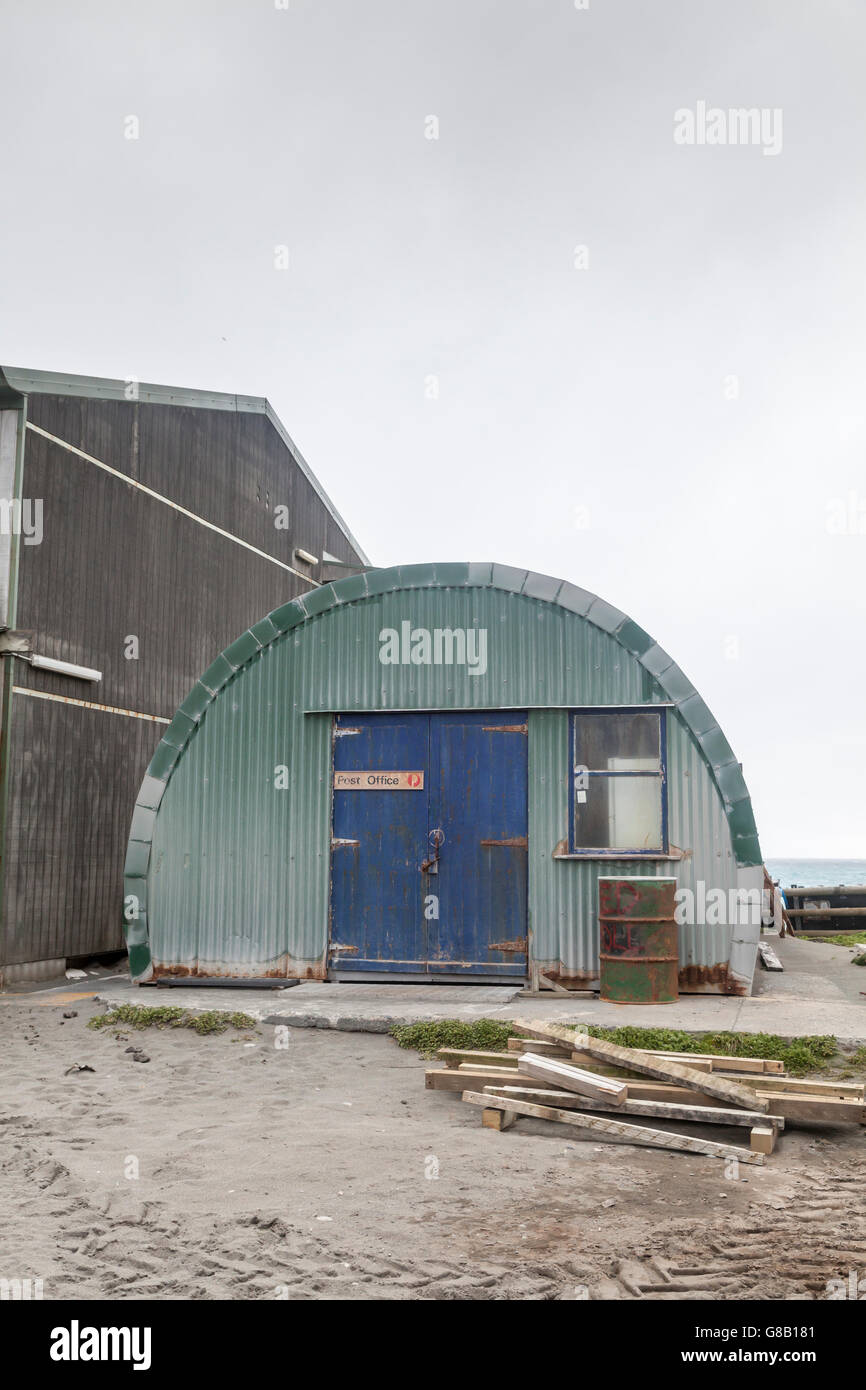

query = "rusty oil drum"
598;877;679;1004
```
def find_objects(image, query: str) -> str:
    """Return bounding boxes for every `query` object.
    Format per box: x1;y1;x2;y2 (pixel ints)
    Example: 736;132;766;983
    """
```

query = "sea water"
764;858;866;888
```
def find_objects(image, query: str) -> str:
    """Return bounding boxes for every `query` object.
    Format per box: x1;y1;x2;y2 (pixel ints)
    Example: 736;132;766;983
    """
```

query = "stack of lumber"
424;1019;865;1165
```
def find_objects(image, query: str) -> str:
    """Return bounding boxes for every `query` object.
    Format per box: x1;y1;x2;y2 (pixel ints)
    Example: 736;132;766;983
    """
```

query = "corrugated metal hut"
123;563;765;994
0;366;367;981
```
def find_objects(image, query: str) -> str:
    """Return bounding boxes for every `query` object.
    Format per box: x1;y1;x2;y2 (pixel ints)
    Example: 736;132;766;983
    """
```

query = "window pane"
573;775;664;850
574;712;661;772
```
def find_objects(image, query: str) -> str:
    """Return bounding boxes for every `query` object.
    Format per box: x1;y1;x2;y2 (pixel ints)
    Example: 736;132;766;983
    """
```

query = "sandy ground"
2;997;864;1301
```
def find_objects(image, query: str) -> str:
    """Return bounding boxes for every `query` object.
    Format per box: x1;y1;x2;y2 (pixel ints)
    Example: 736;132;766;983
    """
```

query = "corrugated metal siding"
666;710;739;984
14;399;360;716
527;709;676;988
132;569;759;988
148;649;331;976
1;389;364;966
4;692;162;961
526;709;739;989
299;588;656;712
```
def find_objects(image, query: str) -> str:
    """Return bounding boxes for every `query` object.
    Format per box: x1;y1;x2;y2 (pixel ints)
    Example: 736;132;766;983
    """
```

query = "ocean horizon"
764;858;866;888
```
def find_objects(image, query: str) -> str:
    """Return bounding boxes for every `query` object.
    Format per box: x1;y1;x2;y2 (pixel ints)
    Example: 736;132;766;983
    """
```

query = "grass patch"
808;931;866;947
88;1004;258;1035
582;1026;838;1076
389;1018;515;1057
389;1018;842;1076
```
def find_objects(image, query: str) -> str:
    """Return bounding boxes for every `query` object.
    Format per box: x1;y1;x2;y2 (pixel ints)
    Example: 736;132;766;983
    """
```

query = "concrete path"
5;932;866;1041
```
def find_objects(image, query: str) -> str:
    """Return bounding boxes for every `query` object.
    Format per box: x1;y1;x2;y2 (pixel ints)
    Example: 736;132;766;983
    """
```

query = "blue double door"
330;712;528;976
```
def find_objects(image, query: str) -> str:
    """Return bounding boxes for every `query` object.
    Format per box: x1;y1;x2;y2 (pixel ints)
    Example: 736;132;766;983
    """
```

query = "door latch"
420;827;445;874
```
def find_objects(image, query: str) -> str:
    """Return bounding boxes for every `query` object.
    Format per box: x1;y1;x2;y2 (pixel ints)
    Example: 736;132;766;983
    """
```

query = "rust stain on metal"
480;836;528;848
598;878;679;1004
151;955;328;981
487;937;528;954
481;724;527;734
329;942;359;955
299;962;328;980
678;962;746;995
535;964;598;990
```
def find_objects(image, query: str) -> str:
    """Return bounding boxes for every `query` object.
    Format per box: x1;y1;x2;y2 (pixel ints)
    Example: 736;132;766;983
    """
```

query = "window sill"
553;850;684;862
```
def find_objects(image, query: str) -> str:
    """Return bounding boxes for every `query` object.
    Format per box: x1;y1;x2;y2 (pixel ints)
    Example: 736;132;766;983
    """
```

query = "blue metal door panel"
331;714;429;971
429;712;528;974
329;711;528;976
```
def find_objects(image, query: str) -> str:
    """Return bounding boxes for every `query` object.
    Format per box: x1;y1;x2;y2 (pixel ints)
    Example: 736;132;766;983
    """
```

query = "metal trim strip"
13;685;170;724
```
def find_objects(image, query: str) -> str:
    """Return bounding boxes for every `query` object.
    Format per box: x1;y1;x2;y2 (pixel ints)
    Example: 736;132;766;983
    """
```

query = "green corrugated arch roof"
123;562;762;976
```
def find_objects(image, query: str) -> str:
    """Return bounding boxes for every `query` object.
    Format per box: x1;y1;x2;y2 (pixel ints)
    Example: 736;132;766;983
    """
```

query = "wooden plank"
482;1106;516;1130
632;1055;713;1073
457;1062;530;1076
757;941;784;972
714;1073;865;1098
461;1091;765;1164
750;1125;777;1154
565;1058;652;1080
563;1074;864;1121
637;1051;784;1075
573;1057;774;1082
559;1075;865;1121
538;972;575;996
484;1085;784;1130
426;1067;571;1093
611;1081;720;1106
437;1048;519;1069
753;1093;866;1125
511;1018;770;1113
507;1037;572;1057
517;1053;629;1105
512;1045;758;1077
573;1052;785;1078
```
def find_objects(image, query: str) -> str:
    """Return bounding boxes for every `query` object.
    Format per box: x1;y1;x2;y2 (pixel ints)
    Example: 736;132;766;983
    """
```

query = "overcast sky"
2;0;864;857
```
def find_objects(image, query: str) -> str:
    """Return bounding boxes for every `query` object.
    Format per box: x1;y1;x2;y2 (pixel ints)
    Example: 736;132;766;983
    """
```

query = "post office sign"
334;770;424;790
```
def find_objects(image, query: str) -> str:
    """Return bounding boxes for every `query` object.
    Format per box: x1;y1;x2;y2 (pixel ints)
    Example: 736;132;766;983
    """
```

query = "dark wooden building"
0;366;367;981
